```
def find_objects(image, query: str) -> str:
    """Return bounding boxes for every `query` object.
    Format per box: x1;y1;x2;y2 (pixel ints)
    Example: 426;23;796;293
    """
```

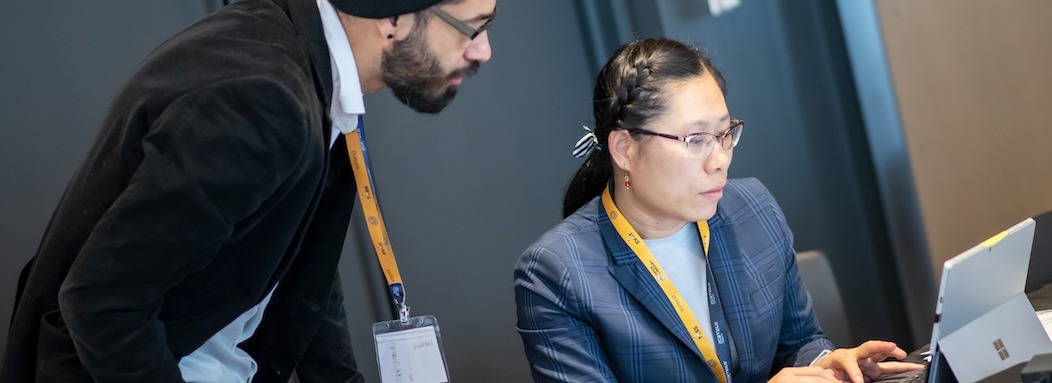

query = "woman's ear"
607;130;637;172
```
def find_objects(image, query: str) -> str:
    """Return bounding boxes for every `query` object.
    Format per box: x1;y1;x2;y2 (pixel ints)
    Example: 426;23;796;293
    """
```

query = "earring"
624;172;631;189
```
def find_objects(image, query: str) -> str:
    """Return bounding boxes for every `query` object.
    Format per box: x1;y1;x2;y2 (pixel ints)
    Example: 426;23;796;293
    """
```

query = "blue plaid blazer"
514;178;835;382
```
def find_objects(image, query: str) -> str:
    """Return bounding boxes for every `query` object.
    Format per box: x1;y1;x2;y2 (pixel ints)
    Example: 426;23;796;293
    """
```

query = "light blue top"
644;222;716;351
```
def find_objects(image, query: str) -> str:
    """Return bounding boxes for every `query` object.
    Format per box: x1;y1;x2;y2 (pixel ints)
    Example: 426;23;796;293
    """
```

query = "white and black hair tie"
573;125;601;158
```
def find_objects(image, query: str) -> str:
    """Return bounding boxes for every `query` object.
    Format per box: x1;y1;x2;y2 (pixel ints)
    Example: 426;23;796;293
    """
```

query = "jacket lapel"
598;205;707;362
706;211;750;374
259;0;343;293
286;0;335;144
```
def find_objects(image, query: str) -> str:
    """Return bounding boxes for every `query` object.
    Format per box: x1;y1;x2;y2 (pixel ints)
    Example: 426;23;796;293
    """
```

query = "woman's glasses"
628;118;744;159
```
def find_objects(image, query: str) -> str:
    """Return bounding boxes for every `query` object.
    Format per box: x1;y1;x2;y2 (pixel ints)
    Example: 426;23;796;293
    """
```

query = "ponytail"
562;150;612;217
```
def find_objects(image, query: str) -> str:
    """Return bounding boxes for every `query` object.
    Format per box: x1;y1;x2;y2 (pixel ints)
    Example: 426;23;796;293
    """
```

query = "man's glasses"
628;118;744;159
429;5;496;41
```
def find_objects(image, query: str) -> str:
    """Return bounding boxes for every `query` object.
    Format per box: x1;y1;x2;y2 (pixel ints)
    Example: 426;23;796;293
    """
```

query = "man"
0;0;495;381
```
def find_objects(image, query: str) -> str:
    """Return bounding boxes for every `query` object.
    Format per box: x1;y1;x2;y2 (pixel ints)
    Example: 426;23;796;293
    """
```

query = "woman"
514;38;920;382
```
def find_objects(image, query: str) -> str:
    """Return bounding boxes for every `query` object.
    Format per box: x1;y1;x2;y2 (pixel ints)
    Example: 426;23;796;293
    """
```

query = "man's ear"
608;129;637;172
376;14;414;40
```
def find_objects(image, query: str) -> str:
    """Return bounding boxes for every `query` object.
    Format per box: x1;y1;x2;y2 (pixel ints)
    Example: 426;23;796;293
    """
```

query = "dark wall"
334;1;594;381
0;1;590;382
0;0;215;361
1;0;916;382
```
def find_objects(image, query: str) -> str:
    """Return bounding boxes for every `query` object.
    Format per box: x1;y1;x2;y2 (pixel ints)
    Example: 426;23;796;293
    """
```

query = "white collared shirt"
178;290;276;382
317;0;366;147
178;2;367;381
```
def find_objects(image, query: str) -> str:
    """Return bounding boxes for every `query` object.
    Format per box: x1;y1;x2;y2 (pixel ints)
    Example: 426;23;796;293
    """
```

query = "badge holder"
372;287;450;383
348;126;450;382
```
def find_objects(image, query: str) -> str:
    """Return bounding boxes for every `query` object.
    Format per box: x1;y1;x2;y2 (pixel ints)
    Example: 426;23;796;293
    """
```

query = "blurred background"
2;0;1050;381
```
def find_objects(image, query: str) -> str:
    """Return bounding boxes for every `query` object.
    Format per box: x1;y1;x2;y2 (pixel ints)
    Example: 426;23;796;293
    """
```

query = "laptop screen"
929;218;1035;348
927;218;1039;382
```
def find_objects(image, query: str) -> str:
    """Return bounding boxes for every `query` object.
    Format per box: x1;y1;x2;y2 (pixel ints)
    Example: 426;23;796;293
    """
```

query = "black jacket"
0;0;363;381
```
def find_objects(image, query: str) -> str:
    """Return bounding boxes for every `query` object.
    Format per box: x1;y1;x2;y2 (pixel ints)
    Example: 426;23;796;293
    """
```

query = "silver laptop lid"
929;218;1035;352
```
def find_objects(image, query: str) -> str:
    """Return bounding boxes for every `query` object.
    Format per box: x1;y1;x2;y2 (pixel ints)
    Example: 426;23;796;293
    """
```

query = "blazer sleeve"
57;77;311;382
295;274;365;383
757;181;836;368
775;248;836;367
514;245;619;383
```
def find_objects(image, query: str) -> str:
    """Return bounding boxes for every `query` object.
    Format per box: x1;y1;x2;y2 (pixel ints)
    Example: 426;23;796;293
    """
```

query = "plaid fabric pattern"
515;178;835;382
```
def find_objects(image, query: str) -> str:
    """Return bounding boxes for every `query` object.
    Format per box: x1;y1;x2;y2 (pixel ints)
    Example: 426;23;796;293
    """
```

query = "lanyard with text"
345;125;409;322
348;123;451;382
602;187;734;383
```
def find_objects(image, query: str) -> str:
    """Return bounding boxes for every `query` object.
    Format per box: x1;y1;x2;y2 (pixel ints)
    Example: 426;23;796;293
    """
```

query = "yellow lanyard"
345;129;409;321
601;187;727;383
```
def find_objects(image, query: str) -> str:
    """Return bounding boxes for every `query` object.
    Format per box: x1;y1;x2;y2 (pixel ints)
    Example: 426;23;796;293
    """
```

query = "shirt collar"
318;0;365;135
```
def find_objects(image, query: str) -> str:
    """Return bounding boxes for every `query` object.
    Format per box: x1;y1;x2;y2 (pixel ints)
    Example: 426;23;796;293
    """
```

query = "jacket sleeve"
775;246;836;367
295;274;366;383
57;77;310;382
756;179;836;368
514;245;619;383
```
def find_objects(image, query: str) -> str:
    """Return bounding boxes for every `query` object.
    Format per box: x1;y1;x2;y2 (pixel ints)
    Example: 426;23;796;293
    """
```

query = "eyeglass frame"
627;118;744;158
429;5;497;40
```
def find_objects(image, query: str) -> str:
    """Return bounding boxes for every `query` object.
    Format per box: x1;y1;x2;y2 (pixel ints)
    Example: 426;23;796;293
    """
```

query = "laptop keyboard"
874;345;931;383
875;367;928;383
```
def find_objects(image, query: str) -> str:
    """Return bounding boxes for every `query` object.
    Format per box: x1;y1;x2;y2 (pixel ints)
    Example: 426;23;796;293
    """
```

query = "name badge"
373;315;449;383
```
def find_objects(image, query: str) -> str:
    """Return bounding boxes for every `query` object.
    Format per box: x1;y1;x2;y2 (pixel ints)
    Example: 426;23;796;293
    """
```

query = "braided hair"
562;38;727;217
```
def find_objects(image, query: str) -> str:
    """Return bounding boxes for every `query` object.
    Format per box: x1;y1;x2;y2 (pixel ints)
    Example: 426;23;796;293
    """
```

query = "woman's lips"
702;186;724;199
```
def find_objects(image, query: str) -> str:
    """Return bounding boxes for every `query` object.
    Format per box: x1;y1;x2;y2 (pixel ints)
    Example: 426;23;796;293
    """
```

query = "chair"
1025;210;1052;293
795;250;853;347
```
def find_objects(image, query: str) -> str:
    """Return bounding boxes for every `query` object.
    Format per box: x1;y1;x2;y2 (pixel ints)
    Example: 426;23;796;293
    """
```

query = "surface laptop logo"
993;338;1010;361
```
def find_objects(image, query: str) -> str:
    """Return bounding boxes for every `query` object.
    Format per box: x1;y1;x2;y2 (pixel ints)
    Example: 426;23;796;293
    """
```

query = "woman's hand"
813;340;925;383
768;366;841;382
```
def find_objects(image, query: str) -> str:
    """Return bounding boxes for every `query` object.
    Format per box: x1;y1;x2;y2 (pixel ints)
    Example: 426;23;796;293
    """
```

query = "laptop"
879;218;1052;383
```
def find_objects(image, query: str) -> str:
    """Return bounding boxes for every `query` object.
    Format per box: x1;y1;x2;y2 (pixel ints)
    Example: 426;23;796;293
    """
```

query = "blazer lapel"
598;206;707;362
706;210;755;375
287;0;335;145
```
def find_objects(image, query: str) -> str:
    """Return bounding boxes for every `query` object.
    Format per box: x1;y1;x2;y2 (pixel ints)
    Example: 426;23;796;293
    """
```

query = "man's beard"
381;27;480;114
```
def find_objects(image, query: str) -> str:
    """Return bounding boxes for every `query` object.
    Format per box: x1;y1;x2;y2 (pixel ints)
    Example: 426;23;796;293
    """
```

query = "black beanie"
328;0;445;18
